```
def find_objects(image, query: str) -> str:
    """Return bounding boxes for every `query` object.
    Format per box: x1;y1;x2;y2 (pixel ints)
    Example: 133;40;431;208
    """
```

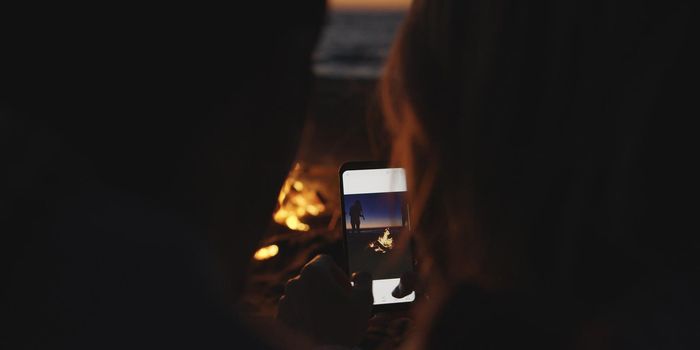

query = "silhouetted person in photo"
1;2;329;349
349;200;365;233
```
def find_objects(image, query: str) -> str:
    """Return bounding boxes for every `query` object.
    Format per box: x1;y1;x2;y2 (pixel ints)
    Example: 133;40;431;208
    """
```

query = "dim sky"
344;192;405;230
330;0;411;11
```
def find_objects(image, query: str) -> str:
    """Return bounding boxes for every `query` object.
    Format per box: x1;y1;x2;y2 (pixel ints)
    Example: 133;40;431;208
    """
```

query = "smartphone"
339;161;416;310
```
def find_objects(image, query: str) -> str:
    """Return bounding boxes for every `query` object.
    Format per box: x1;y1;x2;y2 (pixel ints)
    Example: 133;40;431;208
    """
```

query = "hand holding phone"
340;162;416;311
277;255;373;347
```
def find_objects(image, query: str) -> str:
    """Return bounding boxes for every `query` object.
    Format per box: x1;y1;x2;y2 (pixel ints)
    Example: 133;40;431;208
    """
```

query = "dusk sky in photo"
344;192;405;230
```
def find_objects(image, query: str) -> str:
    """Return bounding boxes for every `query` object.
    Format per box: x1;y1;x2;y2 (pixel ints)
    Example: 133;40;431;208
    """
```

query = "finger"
302;254;344;278
313;254;352;290
325;257;352;292
301;254;351;293
392;271;417;298
284;276;301;297
351;271;372;289
350;271;373;305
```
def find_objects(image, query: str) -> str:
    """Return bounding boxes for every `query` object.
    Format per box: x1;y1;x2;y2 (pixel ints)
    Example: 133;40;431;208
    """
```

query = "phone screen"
341;167;416;306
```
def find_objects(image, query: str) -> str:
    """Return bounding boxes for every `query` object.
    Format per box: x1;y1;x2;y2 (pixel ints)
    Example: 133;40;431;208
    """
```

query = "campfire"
368;228;394;254
272;164;326;231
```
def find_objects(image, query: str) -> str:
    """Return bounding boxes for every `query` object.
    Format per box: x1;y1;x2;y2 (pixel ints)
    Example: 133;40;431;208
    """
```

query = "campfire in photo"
368;228;394;254
272;164;326;232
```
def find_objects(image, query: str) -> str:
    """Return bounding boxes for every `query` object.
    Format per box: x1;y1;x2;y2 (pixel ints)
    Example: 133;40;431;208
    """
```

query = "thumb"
392;271;417;298
351;271;373;305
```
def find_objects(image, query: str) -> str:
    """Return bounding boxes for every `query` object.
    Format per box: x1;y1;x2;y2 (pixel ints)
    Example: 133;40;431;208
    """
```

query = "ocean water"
313;11;406;79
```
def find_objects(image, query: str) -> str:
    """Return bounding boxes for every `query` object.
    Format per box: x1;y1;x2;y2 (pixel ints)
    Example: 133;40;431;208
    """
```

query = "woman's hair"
380;0;697;295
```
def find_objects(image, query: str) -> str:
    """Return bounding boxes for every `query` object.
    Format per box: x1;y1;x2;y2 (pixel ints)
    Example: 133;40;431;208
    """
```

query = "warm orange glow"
293;181;304;191
285;215;310;232
273;164;326;232
253;244;279;261
369;228;394;253
330;0;411;11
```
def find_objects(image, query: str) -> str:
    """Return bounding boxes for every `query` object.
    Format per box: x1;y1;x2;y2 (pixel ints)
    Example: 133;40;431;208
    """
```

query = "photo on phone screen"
341;166;416;306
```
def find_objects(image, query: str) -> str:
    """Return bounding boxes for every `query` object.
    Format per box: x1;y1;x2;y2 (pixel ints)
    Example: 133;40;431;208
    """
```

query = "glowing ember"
272;164;326;232
369;228;394;253
293;181;304;191
253;244;279;261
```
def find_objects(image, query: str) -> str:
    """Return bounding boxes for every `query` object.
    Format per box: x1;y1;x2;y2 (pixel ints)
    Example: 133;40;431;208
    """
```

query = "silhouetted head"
381;0;698;316
381;1;699;348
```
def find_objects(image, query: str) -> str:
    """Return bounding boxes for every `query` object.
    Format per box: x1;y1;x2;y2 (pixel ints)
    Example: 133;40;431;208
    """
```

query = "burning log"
368;228;393;254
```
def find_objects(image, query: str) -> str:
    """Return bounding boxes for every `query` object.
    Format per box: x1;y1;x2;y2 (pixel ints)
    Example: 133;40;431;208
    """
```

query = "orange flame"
369;228;394;253
272;164;325;231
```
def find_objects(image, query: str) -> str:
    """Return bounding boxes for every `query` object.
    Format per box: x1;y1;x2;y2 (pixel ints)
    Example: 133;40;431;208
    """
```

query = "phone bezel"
338;161;416;313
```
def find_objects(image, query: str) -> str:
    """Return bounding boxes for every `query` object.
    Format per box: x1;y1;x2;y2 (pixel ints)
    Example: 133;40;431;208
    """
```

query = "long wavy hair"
380;0;697;297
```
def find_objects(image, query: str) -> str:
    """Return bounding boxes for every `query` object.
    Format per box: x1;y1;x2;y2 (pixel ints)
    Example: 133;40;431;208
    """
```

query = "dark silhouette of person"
278;0;700;349
1;2;327;349
374;0;700;349
348;200;365;233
